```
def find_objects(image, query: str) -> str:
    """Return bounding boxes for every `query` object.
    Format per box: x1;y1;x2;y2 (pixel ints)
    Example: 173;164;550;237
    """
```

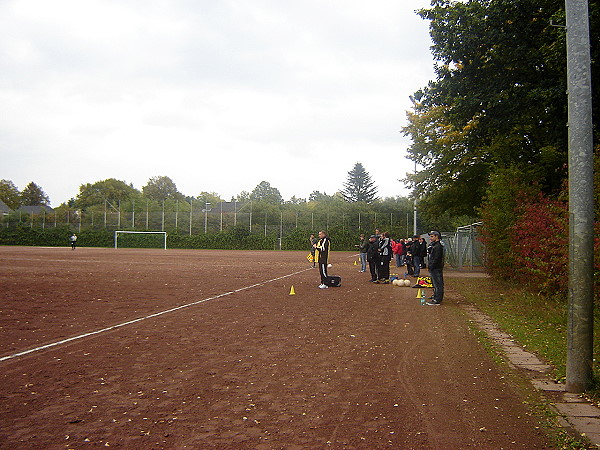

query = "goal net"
114;231;168;249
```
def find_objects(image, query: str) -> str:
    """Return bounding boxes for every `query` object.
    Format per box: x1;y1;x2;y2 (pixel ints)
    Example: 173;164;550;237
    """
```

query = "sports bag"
324;275;341;287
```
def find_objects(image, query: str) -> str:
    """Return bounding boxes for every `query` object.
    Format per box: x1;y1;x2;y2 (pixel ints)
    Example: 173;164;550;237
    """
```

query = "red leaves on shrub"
510;193;568;296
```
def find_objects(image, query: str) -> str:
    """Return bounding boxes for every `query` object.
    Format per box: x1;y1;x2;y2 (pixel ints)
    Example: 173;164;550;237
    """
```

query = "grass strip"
447;275;600;399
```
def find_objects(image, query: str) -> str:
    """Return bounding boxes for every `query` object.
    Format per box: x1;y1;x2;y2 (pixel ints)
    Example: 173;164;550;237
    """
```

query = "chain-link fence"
2;202;418;235
1;201;421;251
441;223;484;269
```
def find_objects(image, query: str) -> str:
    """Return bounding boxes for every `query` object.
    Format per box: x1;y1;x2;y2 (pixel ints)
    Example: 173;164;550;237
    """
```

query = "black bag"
324;275;342;287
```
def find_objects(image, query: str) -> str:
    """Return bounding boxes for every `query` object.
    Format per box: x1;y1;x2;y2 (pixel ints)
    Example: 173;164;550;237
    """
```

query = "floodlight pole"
413;161;418;236
565;0;594;393
189;198;193;236
204;202;211;233
413;198;417;236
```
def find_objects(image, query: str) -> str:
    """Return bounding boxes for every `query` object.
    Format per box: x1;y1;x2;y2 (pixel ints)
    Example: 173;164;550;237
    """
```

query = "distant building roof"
0;199;12;214
16;205;54;214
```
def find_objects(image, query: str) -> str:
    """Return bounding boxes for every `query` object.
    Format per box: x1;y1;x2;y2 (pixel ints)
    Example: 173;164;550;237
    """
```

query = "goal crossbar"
114;231;168;249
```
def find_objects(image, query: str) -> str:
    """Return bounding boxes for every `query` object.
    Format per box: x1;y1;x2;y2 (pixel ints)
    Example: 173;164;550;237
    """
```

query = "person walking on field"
314;230;331;289
426;231;445;305
69;233;77;250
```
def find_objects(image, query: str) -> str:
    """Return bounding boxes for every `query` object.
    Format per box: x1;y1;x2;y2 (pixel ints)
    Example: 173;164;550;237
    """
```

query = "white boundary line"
0;268;312;364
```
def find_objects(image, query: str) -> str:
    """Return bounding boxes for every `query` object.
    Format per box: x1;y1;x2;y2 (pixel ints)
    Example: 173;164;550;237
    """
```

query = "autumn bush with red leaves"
480;169;600;300
510;194;569;296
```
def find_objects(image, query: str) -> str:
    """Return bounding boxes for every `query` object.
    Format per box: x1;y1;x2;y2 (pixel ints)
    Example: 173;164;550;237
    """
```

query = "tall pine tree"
341;162;378;203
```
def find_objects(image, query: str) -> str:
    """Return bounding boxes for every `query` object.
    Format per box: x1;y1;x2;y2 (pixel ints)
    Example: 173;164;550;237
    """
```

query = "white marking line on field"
0;268;312;364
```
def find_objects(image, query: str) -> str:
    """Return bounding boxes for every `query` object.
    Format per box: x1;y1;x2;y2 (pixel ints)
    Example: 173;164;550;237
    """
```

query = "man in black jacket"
409;235;422;278
366;235;380;282
426;231;445;305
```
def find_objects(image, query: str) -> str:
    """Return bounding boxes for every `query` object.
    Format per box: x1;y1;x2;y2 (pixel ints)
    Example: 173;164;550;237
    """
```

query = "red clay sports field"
0;246;552;448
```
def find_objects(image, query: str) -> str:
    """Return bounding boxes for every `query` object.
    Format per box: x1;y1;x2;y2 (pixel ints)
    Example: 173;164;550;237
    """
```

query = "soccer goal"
114;231;168;249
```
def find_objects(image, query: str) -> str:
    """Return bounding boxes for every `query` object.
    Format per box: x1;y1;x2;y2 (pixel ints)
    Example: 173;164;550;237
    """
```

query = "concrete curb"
460;303;600;447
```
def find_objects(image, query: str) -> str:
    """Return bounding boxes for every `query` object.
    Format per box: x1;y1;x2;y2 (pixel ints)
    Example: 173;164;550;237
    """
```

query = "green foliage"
308;191;331;202
478;166;539;279
20;182;50;206
75;178;140;208
193;192;222;207
511;193;568;295
404;0;600;215
250;181;283;204
0;226;112;247
403;103;487;217
280;227;313;250
449;276;600;395
341;162;378;203
0;179;21;209
142;176;183;201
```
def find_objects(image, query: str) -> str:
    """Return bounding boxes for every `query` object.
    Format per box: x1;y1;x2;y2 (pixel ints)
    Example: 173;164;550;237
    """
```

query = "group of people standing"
357;229;445;305
392;235;428;278
309;229;444;305
357;229;398;284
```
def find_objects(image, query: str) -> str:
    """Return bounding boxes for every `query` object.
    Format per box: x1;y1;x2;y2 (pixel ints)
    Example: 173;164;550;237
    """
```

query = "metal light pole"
565;0;594;393
189;198;193;236
203;202;211;233
413;161;418;235
413;199;417;236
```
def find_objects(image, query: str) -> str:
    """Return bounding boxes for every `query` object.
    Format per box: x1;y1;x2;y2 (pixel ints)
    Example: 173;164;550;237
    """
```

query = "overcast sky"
1;0;436;207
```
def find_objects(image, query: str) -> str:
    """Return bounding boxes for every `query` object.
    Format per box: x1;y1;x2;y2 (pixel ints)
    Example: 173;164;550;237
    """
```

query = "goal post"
114;231;168;249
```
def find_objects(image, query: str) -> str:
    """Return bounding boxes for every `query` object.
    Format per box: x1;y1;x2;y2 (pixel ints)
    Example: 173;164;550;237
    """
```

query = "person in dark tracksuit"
377;231;392;283
314;230;330;289
366;235;380;282
409;235;422;278
426;231;445;305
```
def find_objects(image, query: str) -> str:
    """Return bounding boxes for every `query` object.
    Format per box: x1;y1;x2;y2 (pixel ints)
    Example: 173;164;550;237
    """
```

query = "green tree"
250;181;283;204
235;191;251;203
75;178;140;208
0;179;21;209
404;0;596;215
286;196;307;205
341;162;378;203
403;102;486;217
194;192;222;208
20;182;50;206
308;191;330;202
142;176;183;201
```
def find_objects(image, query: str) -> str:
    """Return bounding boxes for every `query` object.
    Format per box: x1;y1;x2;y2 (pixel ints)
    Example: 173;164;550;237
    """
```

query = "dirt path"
0;248;553;448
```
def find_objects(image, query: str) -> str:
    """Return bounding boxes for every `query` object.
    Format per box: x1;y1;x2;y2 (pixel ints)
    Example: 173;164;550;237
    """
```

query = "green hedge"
0;225;360;251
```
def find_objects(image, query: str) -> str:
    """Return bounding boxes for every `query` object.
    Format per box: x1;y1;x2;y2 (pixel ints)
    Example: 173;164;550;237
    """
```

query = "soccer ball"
392;279;400;286
327;263;332;268
403;279;411;287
